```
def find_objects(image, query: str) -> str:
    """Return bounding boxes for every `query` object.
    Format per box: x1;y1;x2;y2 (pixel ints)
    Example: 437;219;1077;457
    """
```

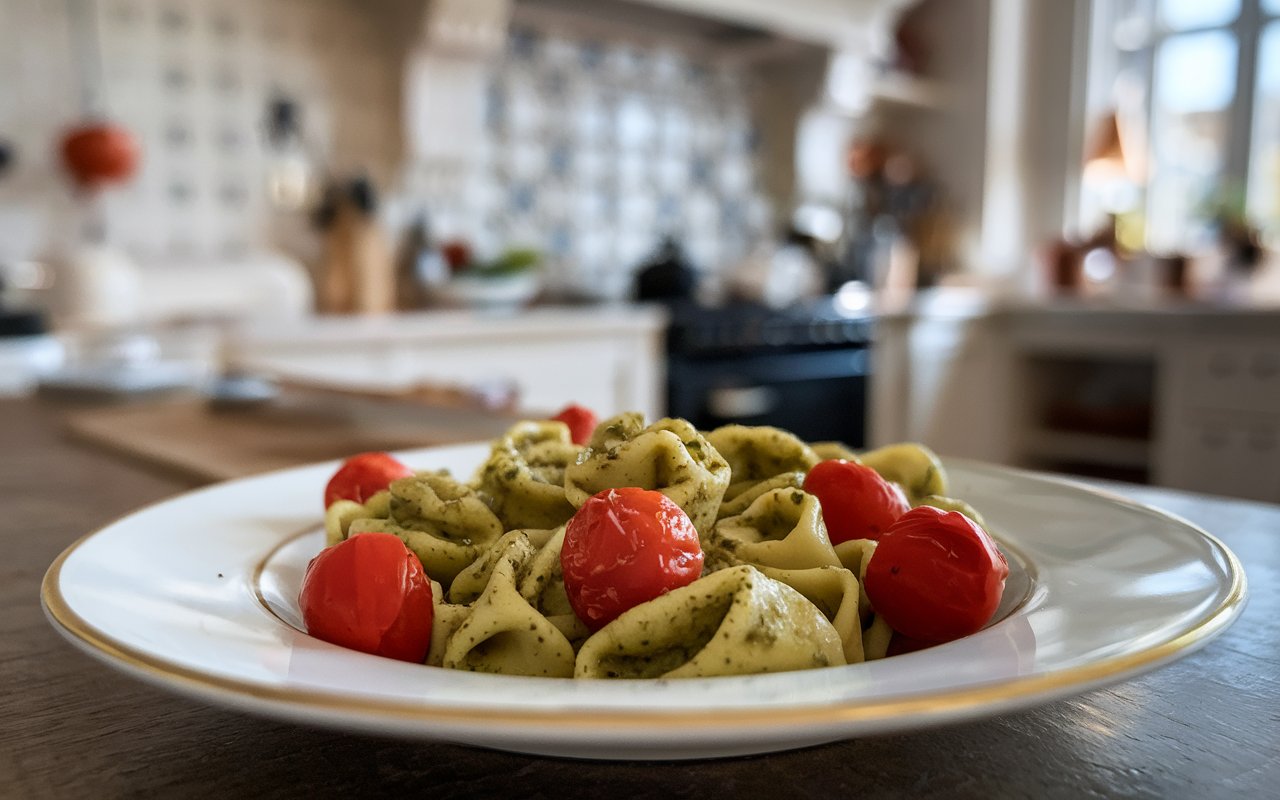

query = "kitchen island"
5;396;1278;797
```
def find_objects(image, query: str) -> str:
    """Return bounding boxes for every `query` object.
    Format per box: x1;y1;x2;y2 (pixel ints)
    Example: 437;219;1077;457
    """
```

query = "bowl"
432;272;541;311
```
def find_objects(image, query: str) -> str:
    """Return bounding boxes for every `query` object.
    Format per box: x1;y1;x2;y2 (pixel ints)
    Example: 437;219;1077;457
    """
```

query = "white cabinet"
871;311;1015;464
223;306;668;420
1157;339;1280;498
875;302;1280;503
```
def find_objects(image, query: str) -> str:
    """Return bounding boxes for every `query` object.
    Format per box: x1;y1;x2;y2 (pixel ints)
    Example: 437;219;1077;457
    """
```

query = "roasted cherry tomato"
561;487;704;631
863;506;1009;644
803;459;910;544
324;452;413;508
299;532;434;662
550;403;597;446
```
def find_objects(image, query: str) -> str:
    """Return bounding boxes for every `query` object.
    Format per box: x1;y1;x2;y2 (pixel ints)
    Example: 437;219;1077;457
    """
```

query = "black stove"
663;299;874;446
666;299;873;356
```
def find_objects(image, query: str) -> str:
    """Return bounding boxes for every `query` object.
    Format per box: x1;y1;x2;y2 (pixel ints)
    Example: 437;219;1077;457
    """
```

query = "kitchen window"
1082;0;1280;252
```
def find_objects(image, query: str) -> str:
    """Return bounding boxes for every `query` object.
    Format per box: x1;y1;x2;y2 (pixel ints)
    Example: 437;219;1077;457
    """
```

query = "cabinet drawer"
1178;341;1280;414
1162;416;1280;502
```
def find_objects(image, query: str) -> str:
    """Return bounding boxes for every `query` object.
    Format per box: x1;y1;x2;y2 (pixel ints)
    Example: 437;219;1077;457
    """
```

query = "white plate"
42;445;1247;760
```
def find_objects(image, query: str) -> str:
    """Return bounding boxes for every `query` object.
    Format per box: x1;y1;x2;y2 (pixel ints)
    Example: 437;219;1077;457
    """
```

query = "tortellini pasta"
317;411;993;680
707;487;841;572
759;565;865;664
575;565;845;678
858;443;985;524
715;472;805;520
705;425;819;501
563;416;731;535
811;441;860;462
917;494;986;527
350;472;503;588
426;601;471;668
442;532;577;677
323;490;391;546
834;537;878;623
862;614;896;661
859;442;948;504
474;421;582;530
585;411;646;452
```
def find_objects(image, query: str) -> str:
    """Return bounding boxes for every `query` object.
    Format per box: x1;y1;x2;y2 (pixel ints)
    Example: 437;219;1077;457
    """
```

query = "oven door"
666;348;870;446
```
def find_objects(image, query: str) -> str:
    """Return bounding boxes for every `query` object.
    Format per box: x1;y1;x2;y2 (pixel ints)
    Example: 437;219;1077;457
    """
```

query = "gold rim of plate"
40;485;1248;734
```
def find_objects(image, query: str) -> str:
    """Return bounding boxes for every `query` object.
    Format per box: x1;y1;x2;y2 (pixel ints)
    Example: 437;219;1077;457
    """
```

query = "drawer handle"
708;386;778;418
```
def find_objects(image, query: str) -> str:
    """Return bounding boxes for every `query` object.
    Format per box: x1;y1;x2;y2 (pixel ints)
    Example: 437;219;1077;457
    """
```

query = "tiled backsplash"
462;26;771;295
0;0;771;294
0;0;400;264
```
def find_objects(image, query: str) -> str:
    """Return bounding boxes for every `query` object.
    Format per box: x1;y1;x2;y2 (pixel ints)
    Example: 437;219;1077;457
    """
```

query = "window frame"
1082;0;1279;248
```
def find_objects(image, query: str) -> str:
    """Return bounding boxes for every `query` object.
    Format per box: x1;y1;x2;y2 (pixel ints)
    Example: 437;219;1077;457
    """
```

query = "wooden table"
4;398;1278;797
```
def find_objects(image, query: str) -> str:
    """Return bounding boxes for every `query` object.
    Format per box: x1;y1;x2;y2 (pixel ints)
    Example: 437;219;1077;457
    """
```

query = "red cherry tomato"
803;459;910;544
324;452;413;508
561;487;704;631
550;404;597;445
863;506;1009;644
299;532;434;662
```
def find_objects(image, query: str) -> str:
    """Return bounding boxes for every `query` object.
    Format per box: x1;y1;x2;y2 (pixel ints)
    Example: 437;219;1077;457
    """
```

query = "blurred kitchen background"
1;0;1279;502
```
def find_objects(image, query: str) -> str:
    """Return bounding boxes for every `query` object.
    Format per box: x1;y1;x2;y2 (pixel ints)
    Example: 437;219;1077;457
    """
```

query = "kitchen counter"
875;286;1280;324
223;304;670;419
6;396;1279;797
229;304;670;345
871;289;1280;503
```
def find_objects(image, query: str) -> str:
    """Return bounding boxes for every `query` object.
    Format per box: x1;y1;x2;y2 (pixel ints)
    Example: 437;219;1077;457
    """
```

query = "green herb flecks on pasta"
708;487;842;572
575;565;845;678
758;564;865;664
715;472;805;520
564;417;730;536
705;424;819;501
475;421;582;531
859;442;949;505
443;532;577;678
323;490;391;546
350;472;504;588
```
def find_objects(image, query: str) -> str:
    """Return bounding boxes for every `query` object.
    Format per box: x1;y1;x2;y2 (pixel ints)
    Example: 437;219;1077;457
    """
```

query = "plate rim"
41;454;1249;734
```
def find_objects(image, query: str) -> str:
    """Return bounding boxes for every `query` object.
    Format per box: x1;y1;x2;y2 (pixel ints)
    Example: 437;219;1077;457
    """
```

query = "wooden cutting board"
63;395;519;483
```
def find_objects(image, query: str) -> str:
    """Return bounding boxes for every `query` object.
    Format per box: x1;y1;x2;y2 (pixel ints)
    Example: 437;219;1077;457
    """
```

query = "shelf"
1022;429;1152;470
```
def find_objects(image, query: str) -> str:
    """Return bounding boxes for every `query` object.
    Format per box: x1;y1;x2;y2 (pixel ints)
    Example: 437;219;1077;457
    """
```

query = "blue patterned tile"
542;69;569;98
549;224;573;256
548;142;572;178
690;154;713;187
509;27;540;60
484;80;505;132
461;25;766;287
509;183;537;214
